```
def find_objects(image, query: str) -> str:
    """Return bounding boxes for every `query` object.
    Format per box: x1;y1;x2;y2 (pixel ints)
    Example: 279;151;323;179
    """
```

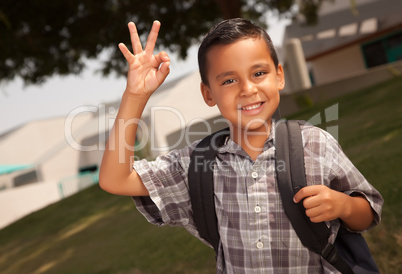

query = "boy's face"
201;37;285;133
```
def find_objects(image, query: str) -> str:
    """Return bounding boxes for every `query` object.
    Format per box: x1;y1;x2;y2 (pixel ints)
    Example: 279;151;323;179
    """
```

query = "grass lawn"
0;77;401;273
0;185;216;274
287;76;402;273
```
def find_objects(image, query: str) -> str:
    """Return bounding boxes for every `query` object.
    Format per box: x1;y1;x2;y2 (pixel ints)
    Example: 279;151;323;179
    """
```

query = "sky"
0;16;290;136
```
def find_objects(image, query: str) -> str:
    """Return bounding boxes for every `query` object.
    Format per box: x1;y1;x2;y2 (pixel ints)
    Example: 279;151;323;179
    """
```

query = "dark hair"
198;18;279;85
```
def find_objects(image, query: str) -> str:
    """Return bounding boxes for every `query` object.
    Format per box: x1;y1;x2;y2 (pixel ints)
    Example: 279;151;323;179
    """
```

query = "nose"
240;80;258;97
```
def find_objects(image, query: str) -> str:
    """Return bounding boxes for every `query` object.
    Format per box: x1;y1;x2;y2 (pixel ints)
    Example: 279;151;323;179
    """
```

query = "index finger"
144;20;161;54
293;185;320;203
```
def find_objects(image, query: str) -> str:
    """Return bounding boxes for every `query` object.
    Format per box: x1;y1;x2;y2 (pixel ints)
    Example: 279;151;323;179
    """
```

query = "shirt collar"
217;119;277;155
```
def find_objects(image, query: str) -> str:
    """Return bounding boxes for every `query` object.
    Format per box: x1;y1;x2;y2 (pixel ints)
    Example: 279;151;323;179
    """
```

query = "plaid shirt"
133;121;383;273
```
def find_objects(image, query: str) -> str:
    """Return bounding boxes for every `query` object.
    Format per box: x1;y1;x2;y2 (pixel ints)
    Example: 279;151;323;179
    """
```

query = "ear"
200;82;216;107
276;64;285;91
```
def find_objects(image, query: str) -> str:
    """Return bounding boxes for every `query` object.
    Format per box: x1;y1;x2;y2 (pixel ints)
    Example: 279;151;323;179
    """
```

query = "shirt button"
251;171;258;179
256;241;264;249
254;206;261;213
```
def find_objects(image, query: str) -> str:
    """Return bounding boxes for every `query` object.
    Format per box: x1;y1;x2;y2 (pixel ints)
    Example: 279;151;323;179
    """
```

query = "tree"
0;0;328;86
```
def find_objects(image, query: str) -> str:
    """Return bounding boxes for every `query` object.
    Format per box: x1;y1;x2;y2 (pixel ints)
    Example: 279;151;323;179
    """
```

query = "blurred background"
0;0;401;273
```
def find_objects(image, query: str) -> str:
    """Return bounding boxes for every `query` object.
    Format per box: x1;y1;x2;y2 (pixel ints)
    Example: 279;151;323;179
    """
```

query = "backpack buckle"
321;243;337;263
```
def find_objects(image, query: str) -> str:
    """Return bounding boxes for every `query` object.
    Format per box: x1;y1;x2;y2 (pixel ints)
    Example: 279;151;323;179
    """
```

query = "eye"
254;71;266;77
222;79;236;85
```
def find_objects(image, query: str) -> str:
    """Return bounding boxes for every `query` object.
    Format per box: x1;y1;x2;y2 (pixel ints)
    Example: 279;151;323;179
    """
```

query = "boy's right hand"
99;21;169;197
119;21;170;98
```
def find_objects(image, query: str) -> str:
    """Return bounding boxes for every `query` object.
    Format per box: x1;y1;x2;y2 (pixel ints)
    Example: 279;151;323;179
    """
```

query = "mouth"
239;102;264;111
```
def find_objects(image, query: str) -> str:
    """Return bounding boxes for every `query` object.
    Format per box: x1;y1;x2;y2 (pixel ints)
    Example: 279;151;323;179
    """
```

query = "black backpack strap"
188;128;230;255
275;120;353;274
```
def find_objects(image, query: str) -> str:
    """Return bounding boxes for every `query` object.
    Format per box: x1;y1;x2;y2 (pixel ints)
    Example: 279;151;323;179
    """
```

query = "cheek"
272;90;280;102
217;99;234;113
271;93;280;108
211;89;234;105
214;96;237;116
263;81;281;99
263;88;280;110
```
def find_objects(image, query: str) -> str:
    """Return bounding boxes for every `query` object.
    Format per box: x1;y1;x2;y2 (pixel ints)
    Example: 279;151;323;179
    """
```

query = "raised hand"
119;21;170;97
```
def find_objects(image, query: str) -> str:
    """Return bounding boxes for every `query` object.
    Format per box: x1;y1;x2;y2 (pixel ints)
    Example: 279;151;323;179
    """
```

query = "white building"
0;101;118;228
0;102;118;189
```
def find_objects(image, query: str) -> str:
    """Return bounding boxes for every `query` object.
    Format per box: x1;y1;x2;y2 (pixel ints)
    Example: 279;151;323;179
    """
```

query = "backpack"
188;119;379;274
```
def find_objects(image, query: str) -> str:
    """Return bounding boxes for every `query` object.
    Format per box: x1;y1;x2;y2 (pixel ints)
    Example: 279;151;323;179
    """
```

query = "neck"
231;121;272;161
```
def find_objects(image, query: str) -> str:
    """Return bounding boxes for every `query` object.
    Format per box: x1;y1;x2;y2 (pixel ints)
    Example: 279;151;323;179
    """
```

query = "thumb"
293;186;310;203
156;61;170;84
154;51;170;84
293;191;302;204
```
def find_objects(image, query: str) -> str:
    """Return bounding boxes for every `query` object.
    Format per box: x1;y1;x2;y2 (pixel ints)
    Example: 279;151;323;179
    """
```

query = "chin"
242;119;272;132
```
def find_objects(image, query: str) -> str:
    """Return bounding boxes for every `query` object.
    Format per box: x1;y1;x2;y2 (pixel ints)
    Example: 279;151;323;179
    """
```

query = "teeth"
242;103;262;110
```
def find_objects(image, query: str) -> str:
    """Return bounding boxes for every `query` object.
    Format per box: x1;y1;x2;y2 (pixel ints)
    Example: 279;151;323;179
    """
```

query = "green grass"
287;76;402;273
0;77;401;273
0;186;216;274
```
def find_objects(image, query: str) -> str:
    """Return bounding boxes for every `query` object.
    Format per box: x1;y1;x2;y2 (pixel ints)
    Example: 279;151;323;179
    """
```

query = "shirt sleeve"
323;129;384;231
131;144;202;239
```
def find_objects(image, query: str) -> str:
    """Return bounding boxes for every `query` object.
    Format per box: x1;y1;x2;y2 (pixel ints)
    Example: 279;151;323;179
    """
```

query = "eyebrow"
215;63;271;81
251;63;271;71
216;71;235;81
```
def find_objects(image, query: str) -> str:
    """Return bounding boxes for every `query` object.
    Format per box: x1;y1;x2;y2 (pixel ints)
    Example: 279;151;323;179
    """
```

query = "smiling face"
201;37;285;136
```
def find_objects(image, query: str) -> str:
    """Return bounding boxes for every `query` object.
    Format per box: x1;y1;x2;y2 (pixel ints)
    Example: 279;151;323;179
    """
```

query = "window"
362;30;402;68
362;40;387;68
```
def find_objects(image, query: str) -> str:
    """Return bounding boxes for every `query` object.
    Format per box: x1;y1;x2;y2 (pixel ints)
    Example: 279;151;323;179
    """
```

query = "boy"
99;18;383;273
